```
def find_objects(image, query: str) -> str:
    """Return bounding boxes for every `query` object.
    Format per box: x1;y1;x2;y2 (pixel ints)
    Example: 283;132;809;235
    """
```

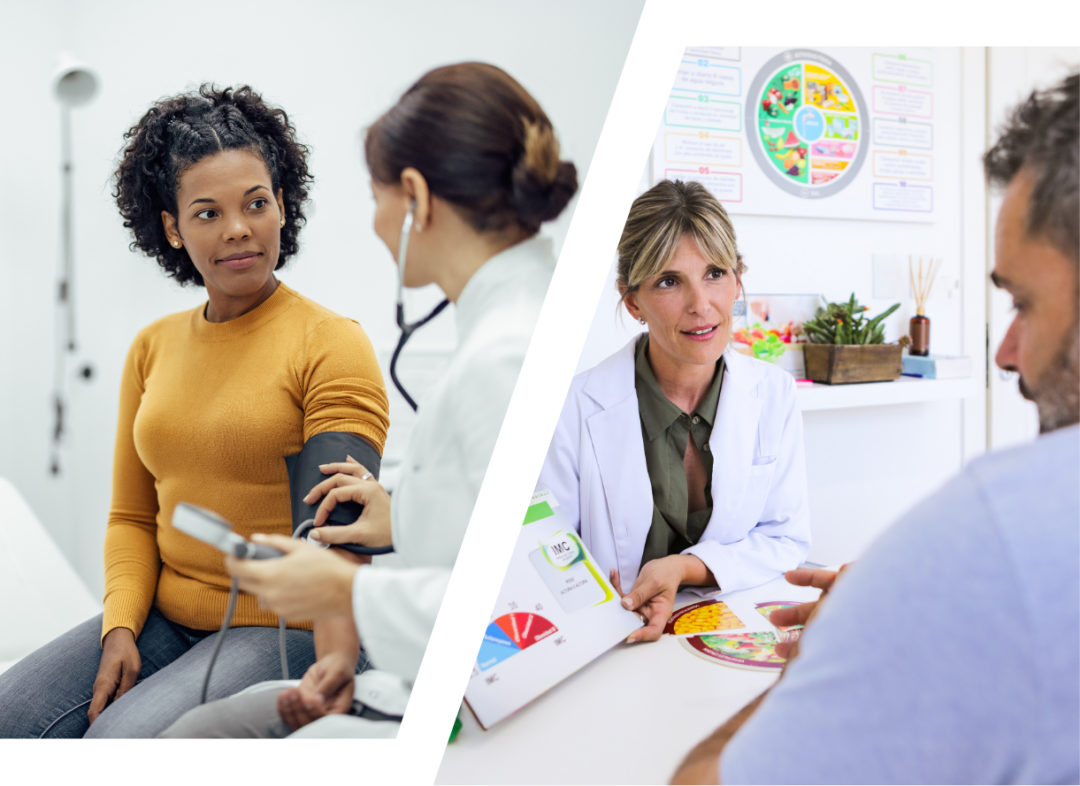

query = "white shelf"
797;376;982;412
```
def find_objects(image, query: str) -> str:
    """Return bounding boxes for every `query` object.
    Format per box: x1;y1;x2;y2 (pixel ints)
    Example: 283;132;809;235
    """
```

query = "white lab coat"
539;335;811;594
351;236;555;685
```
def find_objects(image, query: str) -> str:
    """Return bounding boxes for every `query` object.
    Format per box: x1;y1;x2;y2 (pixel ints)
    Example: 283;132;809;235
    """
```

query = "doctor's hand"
615;554;716;643
770;564;851;660
609;555;688;643
225;536;358;621
278;651;355;731
303;458;393;549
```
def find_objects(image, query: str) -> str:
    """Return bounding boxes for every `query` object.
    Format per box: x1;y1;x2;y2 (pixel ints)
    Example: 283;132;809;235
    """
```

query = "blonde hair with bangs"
616;179;744;305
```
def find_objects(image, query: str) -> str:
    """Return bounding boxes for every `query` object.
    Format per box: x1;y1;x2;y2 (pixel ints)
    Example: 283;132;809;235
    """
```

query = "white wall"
575;47;987;566
0;0;645;595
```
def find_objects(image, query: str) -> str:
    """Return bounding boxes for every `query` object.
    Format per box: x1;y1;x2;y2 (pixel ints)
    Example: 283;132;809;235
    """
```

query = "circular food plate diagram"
746;50;867;198
680;631;787;670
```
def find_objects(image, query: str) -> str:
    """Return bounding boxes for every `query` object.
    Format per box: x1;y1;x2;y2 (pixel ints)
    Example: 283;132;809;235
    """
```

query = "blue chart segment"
477;621;520;671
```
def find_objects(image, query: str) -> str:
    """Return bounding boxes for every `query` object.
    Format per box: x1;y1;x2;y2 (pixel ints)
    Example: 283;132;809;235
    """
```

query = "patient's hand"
770;564;850;660
88;627;141;724
278;651;355;731
303;458;393;549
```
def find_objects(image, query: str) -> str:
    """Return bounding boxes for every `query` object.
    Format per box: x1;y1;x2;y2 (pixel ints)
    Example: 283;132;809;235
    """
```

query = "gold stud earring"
172;240;180;248
280;218;285;227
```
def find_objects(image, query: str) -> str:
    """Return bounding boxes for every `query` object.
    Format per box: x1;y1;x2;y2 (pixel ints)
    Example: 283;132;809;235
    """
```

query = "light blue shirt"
722;425;1080;785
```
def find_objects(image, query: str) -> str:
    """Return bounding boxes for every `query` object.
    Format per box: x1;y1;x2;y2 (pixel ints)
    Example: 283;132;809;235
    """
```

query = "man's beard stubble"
1019;318;1080;433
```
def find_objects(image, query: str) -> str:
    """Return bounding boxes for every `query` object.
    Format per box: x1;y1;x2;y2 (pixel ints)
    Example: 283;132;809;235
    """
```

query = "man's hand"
88;627;141;724
303;458;393;549
226;536;358;621
612;554;711;643
278;651;356;732
770;565;849;659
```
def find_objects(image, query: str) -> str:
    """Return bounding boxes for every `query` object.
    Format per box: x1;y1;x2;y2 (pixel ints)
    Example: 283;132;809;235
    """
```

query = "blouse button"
691;415;701;425
703;443;710;452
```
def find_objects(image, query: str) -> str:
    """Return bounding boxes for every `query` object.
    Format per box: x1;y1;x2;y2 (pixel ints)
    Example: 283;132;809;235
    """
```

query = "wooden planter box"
803;344;903;385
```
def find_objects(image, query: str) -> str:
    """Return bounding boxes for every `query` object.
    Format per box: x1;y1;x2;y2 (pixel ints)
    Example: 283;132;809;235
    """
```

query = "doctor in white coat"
540;180;810;642
161;62;578;738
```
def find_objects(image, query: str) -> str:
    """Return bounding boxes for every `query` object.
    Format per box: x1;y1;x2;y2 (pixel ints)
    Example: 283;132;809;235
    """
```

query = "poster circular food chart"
746;50;867;199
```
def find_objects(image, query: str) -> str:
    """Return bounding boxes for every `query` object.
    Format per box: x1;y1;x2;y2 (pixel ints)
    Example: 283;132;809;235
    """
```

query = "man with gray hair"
673;73;1079;785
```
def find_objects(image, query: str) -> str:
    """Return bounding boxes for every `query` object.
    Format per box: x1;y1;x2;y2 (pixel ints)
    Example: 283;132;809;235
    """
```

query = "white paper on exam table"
464;490;644;729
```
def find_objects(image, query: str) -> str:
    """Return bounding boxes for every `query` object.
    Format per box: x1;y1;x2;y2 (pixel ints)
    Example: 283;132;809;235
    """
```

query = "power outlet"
872;254;907;300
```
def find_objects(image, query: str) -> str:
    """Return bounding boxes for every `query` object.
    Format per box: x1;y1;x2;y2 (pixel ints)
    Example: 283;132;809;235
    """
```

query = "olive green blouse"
635;335;725;567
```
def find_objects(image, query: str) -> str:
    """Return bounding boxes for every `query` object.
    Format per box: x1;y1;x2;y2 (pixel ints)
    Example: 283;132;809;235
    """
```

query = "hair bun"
512;121;578;226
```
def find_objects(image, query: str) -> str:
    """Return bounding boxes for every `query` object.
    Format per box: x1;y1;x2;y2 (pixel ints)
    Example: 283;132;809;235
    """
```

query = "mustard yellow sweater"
102;282;389;641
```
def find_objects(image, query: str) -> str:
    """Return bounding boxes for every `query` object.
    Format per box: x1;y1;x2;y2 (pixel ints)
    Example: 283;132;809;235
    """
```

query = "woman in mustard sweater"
0;85;389;738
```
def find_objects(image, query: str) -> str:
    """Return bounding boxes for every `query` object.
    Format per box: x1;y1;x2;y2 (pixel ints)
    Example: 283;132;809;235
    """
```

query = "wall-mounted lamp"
50;54;98;476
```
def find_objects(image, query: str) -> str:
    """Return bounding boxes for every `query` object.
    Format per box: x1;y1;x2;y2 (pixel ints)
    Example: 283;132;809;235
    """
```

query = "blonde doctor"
162;62;577;738
539;180;810;643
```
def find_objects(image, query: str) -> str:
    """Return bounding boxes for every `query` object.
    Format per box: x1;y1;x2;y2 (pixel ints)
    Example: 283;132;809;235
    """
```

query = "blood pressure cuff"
284;431;381;533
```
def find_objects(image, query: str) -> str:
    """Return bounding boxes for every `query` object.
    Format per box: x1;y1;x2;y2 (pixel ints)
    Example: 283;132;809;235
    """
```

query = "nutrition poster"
652;47;939;222
464;490;643;729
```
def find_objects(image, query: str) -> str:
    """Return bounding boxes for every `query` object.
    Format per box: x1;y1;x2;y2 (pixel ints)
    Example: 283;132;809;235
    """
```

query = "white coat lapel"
583;339;652;583
707;351;763;531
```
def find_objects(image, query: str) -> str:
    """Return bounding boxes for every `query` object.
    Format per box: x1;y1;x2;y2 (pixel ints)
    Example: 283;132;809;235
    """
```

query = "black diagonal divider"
401;13;678;768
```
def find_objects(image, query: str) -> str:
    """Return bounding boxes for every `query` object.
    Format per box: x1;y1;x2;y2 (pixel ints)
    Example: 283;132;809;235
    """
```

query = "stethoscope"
390;204;449;411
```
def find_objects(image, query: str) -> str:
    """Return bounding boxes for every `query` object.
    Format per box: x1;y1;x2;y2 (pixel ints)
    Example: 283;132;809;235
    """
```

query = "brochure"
464;490;643;729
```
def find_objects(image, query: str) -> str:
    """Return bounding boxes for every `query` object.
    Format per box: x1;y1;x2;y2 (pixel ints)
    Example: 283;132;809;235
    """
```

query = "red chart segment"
477;612;559;672
494;612;558;649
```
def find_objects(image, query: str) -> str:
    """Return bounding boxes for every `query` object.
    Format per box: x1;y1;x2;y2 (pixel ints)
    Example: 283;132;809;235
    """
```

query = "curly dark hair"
984;72;1079;265
113;84;312;286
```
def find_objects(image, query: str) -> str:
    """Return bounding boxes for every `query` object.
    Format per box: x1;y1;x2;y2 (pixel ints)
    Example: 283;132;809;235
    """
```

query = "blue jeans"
0;608;322;738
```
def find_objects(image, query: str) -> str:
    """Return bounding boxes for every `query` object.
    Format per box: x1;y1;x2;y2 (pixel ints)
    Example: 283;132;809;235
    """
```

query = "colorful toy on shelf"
734;321;800;363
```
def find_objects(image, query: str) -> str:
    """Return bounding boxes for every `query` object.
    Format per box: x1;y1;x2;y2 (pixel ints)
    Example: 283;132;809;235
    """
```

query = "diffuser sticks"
909;255;942;356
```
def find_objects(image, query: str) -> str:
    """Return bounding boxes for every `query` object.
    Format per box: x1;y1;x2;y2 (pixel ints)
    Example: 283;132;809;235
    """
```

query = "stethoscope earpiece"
391;202;449;412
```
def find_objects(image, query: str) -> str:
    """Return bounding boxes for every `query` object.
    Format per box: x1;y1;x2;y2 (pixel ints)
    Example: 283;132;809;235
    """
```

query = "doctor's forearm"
676;554;717;589
313;614;361;664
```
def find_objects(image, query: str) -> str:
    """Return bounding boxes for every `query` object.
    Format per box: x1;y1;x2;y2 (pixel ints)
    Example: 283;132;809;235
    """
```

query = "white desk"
437;574;822;785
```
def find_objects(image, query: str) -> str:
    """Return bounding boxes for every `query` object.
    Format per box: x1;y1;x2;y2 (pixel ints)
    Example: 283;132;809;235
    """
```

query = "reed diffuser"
909;256;942;356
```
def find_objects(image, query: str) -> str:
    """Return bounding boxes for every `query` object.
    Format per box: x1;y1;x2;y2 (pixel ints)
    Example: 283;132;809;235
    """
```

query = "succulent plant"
802;294;900;345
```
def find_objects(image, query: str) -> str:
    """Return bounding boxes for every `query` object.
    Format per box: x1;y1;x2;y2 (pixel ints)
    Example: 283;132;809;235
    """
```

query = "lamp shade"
52;54;98;107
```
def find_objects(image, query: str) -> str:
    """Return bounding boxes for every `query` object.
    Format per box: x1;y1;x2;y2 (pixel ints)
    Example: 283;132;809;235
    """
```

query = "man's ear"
162;210;182;249
399;167;432;231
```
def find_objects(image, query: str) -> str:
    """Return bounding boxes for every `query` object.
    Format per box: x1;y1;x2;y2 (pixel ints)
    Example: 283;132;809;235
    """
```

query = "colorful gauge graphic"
747;50;867;198
476;612;558;672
